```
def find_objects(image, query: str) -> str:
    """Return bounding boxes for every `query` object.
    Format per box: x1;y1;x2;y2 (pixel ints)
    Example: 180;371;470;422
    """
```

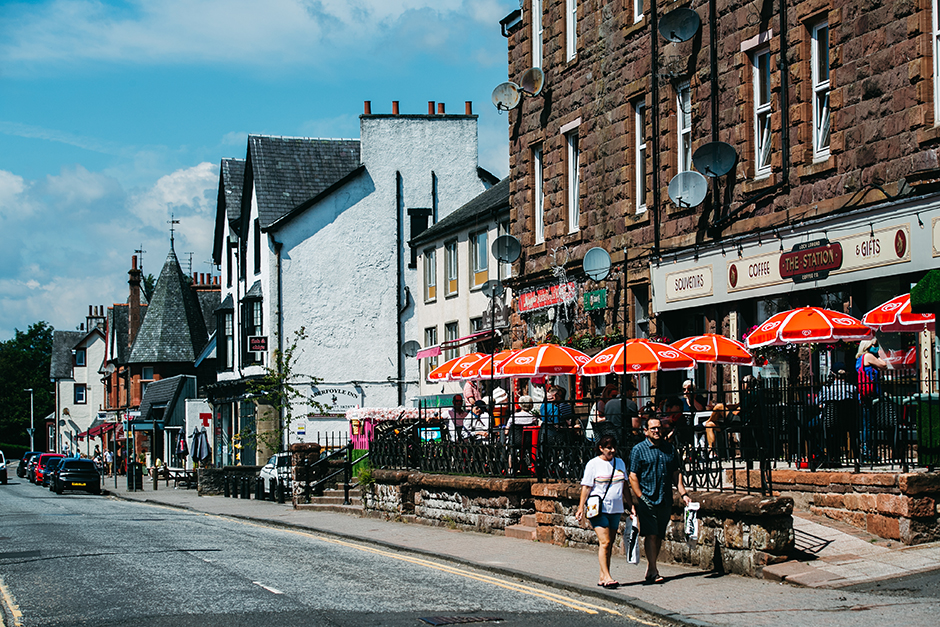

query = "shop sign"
248;336;267;352
664;266;713;302
727;252;784;292
933;217;940;257
309;385;360;414
833;224;910;274
481;301;511;328
779;239;843;283
584;289;607;311
517;281;577;313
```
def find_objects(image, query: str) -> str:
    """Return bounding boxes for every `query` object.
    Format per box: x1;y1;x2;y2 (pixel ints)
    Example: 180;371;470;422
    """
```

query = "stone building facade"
503;0;940;396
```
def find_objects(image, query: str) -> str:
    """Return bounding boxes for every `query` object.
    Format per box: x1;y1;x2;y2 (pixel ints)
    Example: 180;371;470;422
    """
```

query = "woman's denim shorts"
589;511;622;529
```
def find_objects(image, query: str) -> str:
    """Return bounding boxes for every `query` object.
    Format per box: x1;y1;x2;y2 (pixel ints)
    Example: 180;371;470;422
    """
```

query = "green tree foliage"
142;273;157;302
0;322;55;452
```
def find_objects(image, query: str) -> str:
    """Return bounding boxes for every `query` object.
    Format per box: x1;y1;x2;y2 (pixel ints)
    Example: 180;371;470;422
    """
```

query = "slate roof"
137;374;195;427
245;280;262;299
196;290;220;336
246;135;361;228
410;177;510;247
212;158;246;264
128;248;209;364
50;331;85;380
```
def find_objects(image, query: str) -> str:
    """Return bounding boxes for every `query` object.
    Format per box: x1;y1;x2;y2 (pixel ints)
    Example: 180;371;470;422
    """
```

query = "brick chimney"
128;255;142;348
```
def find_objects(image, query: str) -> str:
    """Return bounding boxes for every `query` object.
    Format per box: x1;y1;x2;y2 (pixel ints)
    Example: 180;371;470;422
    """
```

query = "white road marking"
252;582;284;595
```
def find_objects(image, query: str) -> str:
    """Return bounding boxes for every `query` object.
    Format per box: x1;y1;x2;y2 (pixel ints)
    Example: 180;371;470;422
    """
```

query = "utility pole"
24;388;34;451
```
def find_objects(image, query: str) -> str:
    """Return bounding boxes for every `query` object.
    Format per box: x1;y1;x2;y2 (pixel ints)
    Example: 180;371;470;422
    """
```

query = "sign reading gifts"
517;281;577;313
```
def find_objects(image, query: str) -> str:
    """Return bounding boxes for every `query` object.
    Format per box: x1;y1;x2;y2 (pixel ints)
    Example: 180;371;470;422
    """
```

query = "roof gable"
213;158;246;264
50;330;85;380
410;177;510;247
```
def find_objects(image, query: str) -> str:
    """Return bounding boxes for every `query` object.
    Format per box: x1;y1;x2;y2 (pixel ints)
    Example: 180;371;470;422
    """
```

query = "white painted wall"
56;332;106;453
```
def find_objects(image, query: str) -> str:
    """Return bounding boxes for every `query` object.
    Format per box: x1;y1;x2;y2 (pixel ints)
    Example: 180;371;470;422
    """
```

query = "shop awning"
416;330;495;360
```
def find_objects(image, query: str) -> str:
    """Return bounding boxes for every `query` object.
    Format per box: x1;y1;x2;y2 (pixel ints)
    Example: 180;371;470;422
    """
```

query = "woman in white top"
575;433;633;588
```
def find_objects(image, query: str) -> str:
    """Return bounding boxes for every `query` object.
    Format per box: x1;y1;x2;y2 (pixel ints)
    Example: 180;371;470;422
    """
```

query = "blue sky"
0;0;516;340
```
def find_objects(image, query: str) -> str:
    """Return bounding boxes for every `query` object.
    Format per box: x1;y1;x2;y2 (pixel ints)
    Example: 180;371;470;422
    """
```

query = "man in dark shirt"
629;416;693;584
598;381;639;441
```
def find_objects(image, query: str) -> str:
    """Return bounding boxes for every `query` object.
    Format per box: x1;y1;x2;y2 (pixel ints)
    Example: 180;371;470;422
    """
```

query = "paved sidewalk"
101;480;940;627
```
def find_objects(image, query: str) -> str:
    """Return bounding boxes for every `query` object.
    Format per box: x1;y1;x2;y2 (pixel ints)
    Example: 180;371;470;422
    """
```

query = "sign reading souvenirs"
664;266;713;302
584;289;607;311
248;336;267;352
779;239;843;283
517;281;577;313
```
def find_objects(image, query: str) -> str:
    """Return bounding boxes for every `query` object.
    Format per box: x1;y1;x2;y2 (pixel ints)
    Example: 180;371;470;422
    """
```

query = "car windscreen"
61;461;97;472
41;457;64;468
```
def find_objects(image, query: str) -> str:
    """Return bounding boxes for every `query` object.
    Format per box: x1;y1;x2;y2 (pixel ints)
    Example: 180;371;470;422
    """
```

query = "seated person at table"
447;394;469;440
467;400;491;440
704;403;727;455
659;397;686;442
681;380;707;413
597;381;639;437
818;369;856;405
542;386;575;443
505;395;539;446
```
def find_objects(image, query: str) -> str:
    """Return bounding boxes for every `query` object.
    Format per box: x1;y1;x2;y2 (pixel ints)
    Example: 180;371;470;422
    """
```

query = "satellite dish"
401;340;421;358
583;247;612;281
519;67;545;96
492;82;522;111
481;280;504;298
668;171;709;208
492;234;522;263
692;141;738;177
658;7;701;43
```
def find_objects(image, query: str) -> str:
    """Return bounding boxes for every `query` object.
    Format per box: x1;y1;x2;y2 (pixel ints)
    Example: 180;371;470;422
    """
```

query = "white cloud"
0;170;35;218
43;165;123;208
128;162;217;228
221;131;248;147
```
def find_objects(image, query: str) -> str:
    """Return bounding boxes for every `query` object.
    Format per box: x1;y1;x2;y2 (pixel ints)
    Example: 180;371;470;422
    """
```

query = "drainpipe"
779;0;791;186
396;172;404;406
651;0;662;257
273;238;286;451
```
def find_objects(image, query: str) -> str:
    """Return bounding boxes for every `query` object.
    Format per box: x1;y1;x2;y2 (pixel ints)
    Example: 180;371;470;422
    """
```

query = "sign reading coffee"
779;239;843;283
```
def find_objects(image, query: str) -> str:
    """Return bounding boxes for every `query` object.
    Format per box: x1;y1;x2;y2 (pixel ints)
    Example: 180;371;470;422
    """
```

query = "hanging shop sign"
309;385;361;414
481;301;511;328
584;289;607;311
833;224;910;274
517;281;577;313
933;217;940;257
664;265;713;302
779;238;843;283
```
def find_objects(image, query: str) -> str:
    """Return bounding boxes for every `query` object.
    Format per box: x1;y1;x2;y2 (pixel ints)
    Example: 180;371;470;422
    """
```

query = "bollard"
276;479;285;504
223;474;230;498
255;476;264;500
268;478;276;501
242;475;250;499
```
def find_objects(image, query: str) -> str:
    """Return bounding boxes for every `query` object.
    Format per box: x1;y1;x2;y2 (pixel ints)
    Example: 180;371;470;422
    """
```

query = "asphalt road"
0;478;665;627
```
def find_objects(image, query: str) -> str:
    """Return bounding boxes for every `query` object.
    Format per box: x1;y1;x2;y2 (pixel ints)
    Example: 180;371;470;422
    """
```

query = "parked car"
34;453;65;485
51;458;101;495
17;451;41;478
0;450;7;485
26;456;41;483
41;457;65;487
259;452;292;489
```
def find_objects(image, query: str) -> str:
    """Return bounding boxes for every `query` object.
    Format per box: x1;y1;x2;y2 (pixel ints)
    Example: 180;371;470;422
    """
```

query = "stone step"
519;514;537;527
306;495;361;505
504;524;538;541
294;502;364;515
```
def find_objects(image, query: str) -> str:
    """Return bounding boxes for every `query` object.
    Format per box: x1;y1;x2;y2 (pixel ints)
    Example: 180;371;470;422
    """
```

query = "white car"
259;452;292;488
0;450;6;484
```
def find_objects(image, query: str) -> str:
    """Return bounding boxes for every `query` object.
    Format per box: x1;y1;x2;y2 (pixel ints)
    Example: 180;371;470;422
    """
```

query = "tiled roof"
218;294;234;310
50;331;84;379
222;159;246;224
410;177;510;247
138;374;195;427
246;135;361;228
245;280;262;299
128;248;209;364
196;290;220;336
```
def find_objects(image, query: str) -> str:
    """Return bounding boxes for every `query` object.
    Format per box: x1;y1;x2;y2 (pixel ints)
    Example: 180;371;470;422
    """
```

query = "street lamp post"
24;388;34;451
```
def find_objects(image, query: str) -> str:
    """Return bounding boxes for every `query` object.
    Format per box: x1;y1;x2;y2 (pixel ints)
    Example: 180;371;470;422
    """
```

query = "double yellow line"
0;577;23;627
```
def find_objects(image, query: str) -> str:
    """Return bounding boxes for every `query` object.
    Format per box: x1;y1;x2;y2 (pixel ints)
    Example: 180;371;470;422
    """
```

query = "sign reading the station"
779;239;843;283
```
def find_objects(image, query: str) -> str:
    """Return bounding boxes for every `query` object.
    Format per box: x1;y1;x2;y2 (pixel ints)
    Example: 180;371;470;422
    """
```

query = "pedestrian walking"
104;448;113;476
629;416;692;584
575;434;632;589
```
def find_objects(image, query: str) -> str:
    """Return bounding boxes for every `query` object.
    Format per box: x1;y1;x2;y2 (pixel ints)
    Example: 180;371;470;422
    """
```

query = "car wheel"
54;482;63;495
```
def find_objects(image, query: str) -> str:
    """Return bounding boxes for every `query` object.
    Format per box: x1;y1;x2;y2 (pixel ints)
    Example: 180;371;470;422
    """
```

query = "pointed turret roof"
128;248;208;364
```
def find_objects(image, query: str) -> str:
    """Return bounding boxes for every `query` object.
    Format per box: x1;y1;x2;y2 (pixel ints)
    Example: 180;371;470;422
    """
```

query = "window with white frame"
74;348;86;367
470;231;488;288
532;0;543;68
533;146;544;244
753;48;772;176
444;322;459;361
634;0;643;23
811;21;830;159
445;240;458;296
566;130;580;233
424;327;438;377
244;299;263;365
566;0;577;61
934;1;940;124
424;248;437;302
635;100;647;213
74;383;86;404
677;82;692;172
222;311;234;370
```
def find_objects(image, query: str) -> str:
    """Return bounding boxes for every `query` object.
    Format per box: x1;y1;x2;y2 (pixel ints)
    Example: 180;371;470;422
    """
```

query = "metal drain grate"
419;617;503;626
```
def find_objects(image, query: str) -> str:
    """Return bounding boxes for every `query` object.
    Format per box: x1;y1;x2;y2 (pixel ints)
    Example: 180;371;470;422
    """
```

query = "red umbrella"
426;352;487;382
581;339;695;375
745;306;872;348
458;350;517;379
671;334;753;365
862;293;935;333
499;344;591;377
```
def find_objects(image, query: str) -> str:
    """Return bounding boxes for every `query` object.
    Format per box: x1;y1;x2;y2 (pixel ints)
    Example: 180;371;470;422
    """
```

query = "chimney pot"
132;255;138;270
364;100;371;115
428;101;435;115
465;101;473;115
437;103;445;114
392;101;399;115
89;305;93;316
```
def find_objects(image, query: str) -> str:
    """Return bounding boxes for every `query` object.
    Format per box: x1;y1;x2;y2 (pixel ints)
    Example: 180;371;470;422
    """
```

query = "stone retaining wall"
366;470;794;577
198;466;260;495
749;469;940;545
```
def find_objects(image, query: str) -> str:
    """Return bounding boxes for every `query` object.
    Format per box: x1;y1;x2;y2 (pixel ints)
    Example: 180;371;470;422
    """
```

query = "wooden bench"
152;466;197;489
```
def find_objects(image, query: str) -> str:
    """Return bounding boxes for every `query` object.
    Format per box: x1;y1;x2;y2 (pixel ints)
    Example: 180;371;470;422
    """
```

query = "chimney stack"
437;102;445;114
392;101;399;115
363;100;371;115
128;255;142;348
428;101;435;115
465;101;473;115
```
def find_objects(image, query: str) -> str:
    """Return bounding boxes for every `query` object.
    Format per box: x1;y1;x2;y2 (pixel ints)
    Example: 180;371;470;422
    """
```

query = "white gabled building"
209;101;497;462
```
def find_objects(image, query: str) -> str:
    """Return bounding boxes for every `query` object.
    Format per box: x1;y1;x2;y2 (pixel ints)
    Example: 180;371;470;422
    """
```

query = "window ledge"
623;16;647;38
798;155;835;178
743;174;777;194
917;125;940;145
626;210;651;228
529;242;547;256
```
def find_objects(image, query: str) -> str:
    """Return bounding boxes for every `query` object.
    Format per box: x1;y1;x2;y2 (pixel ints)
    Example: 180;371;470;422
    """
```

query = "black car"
42;457;65;487
17;451;41;478
52;459;101;495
